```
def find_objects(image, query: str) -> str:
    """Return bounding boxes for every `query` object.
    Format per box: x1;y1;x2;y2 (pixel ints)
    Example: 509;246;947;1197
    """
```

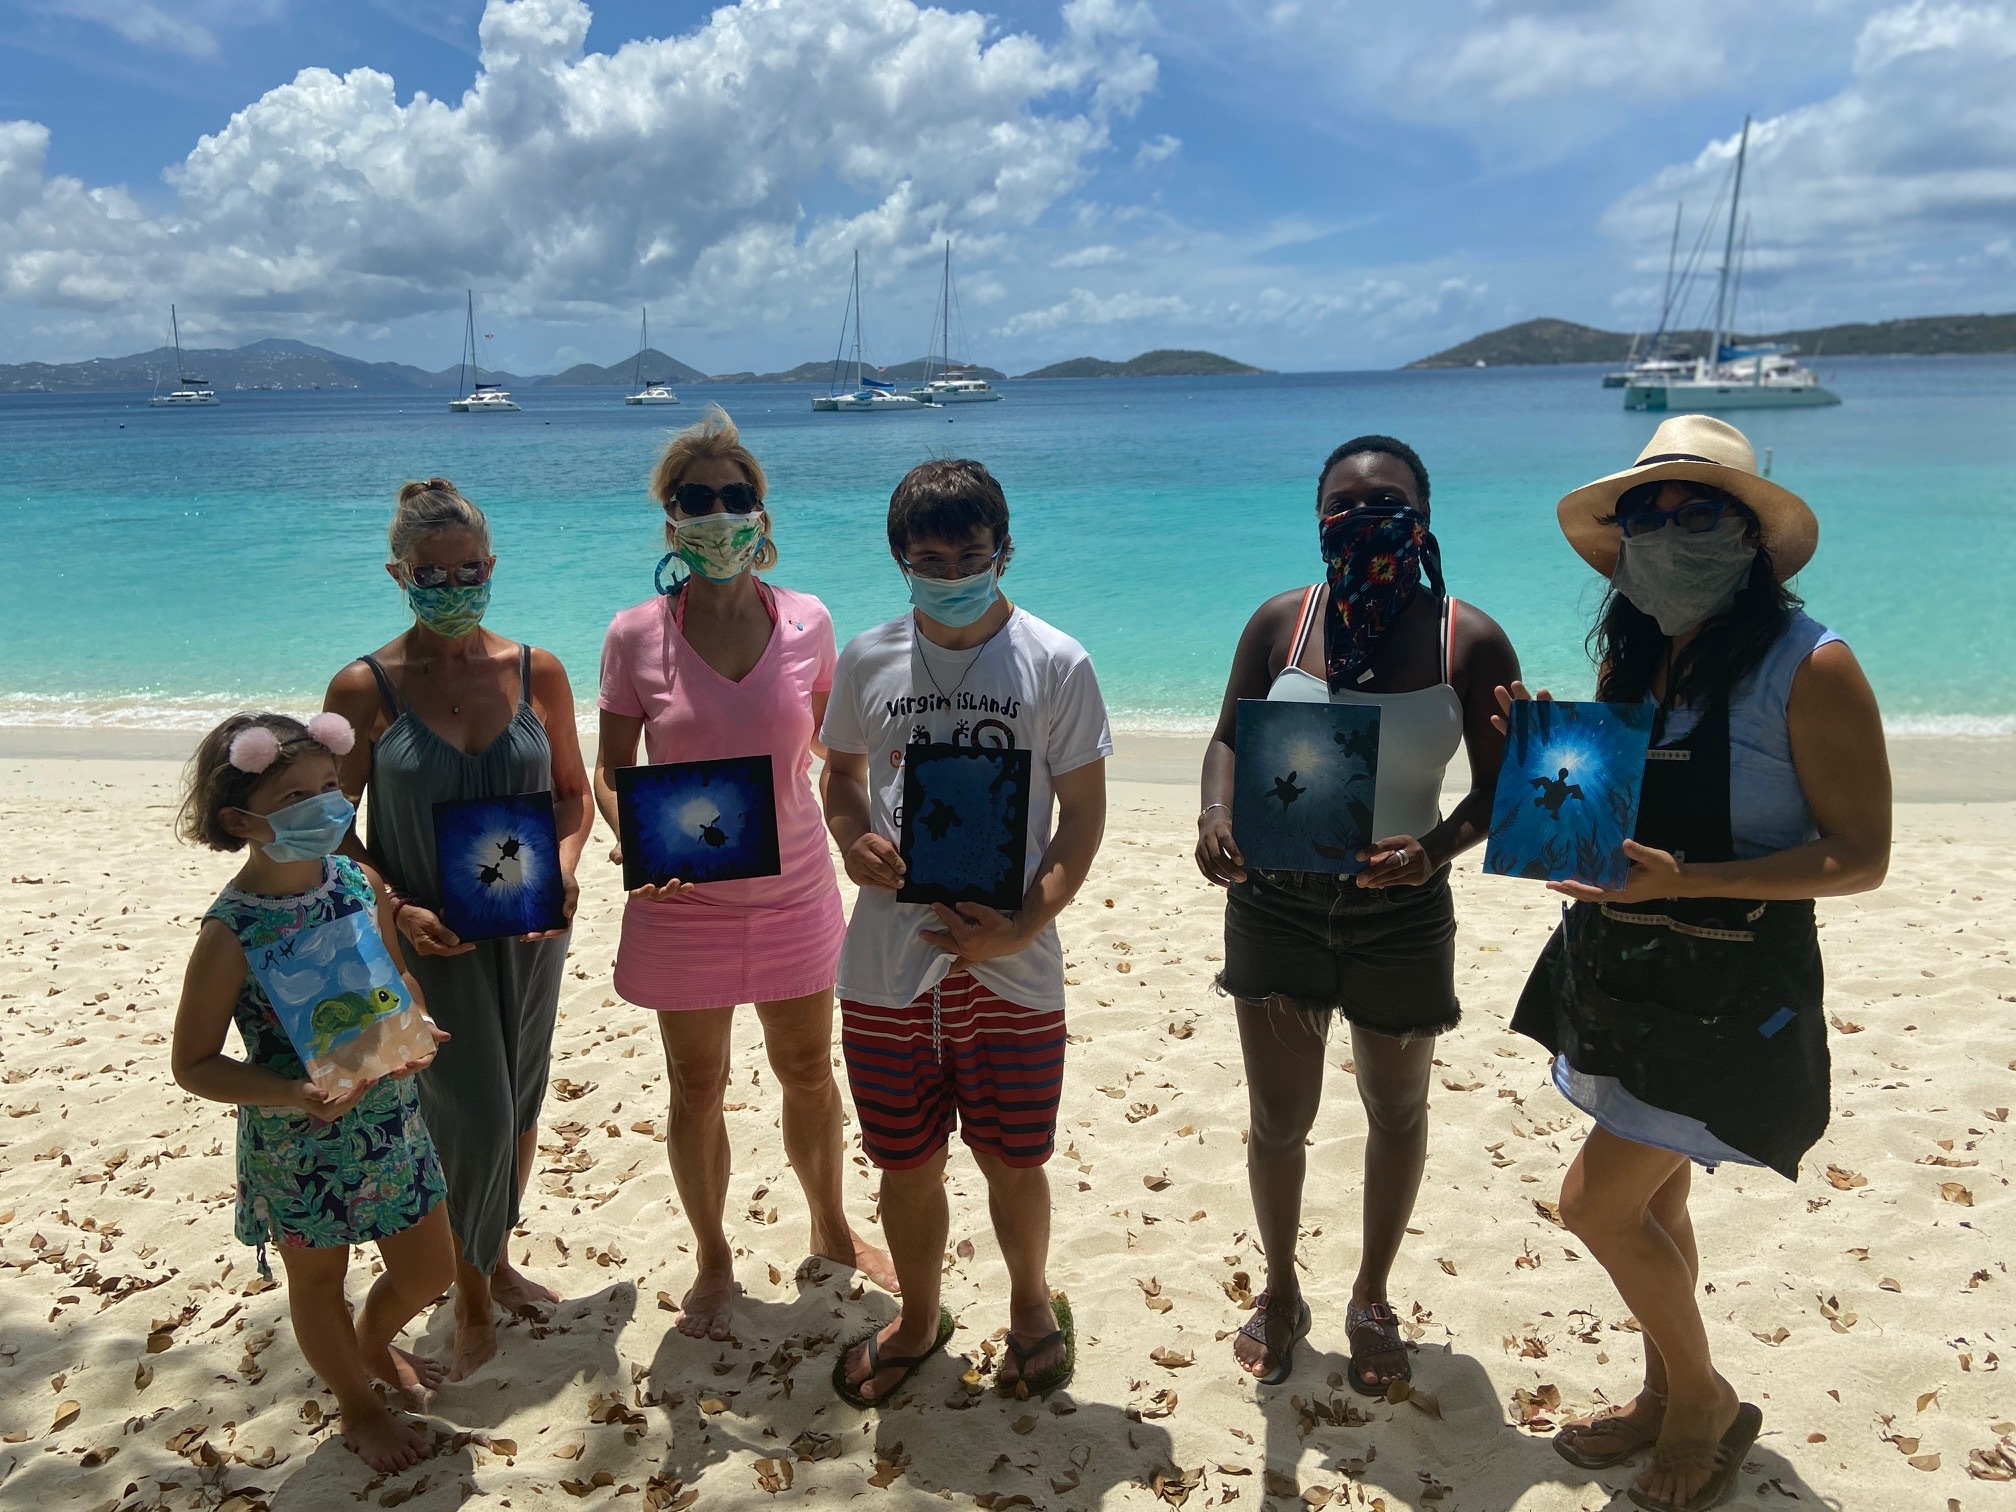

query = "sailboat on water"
147;306;219;407
448;291;521;413
1602;204;1699;388
911;242;1002;405
812;252;924;413
625;308;679;405
1623;118;1840;412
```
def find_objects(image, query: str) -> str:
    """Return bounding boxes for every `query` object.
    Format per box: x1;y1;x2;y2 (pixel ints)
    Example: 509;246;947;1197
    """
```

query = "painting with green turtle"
242;907;411;1075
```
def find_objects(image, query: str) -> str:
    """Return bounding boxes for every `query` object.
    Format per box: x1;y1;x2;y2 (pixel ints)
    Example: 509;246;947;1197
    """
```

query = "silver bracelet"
1199;802;1230;822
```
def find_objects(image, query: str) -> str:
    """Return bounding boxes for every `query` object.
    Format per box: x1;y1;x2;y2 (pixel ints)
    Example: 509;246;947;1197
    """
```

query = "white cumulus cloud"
0;0;1155;358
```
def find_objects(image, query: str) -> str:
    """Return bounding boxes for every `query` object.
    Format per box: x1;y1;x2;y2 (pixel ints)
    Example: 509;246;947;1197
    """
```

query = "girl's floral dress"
205;856;444;1269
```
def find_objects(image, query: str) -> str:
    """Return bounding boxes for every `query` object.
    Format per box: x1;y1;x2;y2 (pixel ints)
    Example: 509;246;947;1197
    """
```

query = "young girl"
171;711;455;1473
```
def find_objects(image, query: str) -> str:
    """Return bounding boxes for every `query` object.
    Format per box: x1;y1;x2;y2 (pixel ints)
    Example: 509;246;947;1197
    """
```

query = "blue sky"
2;0;2010;374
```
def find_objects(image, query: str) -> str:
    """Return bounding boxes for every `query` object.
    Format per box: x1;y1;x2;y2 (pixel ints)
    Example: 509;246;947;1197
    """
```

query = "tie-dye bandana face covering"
1320;505;1444;692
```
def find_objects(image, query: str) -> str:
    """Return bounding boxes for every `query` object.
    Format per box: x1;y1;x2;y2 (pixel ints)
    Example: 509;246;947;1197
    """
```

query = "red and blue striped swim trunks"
840;972;1066;1170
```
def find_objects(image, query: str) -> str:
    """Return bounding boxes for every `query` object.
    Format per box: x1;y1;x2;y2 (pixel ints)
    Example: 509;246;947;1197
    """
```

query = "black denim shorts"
1217;865;1459;1040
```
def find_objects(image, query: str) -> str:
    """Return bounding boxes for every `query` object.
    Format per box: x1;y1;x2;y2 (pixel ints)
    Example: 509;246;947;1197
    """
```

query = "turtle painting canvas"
896;745;1033;911
432;791;568;943
1484;699;1655;890
1232;699;1381;874
242;906;429;1095
615;756;781;890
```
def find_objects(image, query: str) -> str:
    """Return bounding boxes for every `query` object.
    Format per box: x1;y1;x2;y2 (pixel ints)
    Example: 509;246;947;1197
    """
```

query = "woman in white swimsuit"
1196;435;1520;1391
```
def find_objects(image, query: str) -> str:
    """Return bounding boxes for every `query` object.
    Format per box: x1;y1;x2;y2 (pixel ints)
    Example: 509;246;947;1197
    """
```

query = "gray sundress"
358;642;569;1276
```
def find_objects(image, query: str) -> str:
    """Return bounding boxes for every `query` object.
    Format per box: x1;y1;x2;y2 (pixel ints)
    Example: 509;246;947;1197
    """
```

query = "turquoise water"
3;358;2012;733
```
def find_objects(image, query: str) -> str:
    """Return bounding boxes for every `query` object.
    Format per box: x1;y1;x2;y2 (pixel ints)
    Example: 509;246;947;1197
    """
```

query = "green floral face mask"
406;580;490;638
672;512;765;583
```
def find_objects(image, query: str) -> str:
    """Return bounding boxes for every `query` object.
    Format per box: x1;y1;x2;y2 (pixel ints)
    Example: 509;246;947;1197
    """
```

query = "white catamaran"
625;307;679;405
147;305;219;407
911;242;1002;405
448;291;521;413
813;252;924;413
1623;118;1840;413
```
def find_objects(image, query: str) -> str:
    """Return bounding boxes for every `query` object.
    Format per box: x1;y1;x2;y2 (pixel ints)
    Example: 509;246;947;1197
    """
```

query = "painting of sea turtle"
897;744;1032;911
615;756;781;889
1232;700;1381;874
1485;700;1655;889
432;791;568;942
308;985;403;1056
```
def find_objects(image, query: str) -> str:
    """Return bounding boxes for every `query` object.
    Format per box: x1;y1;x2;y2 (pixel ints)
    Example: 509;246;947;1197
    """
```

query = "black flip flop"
1345;1299;1411;1397
831;1306;956;1410
1627;1402;1763;1512
1235;1291;1311;1387
996;1294;1076;1398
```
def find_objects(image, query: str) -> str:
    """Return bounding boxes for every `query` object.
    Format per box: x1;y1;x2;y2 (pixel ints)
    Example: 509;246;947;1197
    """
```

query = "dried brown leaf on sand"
1824;1164;1867;1191
1150;1346;1195;1369
1531;1199;1564;1227
1386;1379;1442;1418
1939;1182;1974;1207
50;1400;80;1433
1144;1171;1171;1191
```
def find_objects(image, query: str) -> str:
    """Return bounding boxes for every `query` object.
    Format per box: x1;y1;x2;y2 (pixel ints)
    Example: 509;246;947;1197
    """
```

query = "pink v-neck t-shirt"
598;584;844;1010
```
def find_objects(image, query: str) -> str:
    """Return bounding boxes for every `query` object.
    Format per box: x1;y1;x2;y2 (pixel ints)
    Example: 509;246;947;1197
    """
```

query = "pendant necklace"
917;618;1002;705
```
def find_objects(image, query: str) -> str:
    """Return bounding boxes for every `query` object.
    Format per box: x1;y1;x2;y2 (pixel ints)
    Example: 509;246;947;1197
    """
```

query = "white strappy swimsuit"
1266;586;1465;842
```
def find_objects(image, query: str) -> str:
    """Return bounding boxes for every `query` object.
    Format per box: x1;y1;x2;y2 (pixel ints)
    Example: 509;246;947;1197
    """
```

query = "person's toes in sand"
676;1265;739;1341
363;1336;447;1408
340;1398;433;1473
806;1227;901;1295
490;1257;559;1312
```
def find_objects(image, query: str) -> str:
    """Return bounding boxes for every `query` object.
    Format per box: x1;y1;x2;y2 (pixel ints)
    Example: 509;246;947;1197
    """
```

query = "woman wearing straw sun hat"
1499;415;1891;1512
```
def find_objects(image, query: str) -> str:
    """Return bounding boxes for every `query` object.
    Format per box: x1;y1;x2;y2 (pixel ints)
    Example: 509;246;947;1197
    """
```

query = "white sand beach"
1;731;2011;1510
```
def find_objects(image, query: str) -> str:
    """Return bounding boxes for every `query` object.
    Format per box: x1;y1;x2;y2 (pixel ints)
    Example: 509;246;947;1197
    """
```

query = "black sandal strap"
1005;1328;1065;1366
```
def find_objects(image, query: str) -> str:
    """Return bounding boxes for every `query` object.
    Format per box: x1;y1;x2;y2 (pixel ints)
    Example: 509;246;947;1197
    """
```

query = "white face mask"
1610;516;1759;636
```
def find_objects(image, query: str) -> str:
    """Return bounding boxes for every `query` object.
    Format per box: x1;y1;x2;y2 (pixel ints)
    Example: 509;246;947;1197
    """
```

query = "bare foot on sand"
675;1265;739;1341
447;1308;498;1382
490;1258;559;1313
366;1342;447;1408
340;1400;432;1473
807;1228;901;1296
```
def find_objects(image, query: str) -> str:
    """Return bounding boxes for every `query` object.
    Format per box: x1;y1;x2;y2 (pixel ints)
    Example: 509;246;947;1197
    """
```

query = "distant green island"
1017;349;1265;379
1409;313;2016;369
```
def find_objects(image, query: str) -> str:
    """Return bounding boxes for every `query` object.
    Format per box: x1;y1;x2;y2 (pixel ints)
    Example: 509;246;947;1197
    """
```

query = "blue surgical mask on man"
905;560;1001;628
255;790;356;863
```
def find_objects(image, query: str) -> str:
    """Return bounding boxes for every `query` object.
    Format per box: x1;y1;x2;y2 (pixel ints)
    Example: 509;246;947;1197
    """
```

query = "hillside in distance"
1017;349;1265;379
0;337;539;393
1410;313;2016;368
540;349;709;386
704;357;1006;384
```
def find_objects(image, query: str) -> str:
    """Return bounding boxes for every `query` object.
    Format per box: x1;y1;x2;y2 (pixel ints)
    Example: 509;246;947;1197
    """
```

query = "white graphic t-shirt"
821;606;1113;1012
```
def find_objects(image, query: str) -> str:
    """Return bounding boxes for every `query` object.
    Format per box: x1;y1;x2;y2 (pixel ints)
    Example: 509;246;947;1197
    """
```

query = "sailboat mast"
634;308;646;388
170;304;183;380
1652;202;1683;348
851;251;864;389
934;241;952;384
459;291;472;396
1708;116;1750;374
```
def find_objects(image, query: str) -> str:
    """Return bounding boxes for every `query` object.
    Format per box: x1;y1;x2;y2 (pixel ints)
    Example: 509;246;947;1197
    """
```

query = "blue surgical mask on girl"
406;580;490;639
905;561;1001;628
255;790;356;863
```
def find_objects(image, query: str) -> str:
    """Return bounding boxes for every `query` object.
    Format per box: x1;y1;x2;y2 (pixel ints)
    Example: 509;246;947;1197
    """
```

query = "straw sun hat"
1556;414;1819;580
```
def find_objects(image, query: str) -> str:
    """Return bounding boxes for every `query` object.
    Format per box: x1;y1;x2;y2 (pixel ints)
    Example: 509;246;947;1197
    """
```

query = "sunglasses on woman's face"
406;560;493;588
1616;484;1744;539
669;482;762;516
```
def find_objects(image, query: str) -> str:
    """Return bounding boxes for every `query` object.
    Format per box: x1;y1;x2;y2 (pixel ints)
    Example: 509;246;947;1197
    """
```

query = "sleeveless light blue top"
1644;610;1840;860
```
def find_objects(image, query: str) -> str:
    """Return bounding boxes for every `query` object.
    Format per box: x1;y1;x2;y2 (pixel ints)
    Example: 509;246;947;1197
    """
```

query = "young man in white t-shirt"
821;459;1111;1405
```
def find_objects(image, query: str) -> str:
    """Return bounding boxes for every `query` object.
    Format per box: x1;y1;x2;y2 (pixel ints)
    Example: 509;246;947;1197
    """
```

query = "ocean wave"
3;693;2010;741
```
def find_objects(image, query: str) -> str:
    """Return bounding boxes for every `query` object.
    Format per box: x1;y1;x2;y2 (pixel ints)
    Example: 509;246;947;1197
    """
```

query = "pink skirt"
614;885;845;1012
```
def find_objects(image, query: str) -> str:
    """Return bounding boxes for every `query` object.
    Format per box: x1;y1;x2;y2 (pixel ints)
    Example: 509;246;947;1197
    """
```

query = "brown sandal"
1627;1402;1762;1511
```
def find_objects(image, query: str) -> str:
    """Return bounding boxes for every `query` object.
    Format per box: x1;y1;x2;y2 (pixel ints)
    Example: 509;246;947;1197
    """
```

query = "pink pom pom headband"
227;713;357;774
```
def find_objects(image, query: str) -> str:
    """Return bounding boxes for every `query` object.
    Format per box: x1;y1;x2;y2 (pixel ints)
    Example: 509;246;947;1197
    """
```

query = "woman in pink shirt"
595;407;895;1340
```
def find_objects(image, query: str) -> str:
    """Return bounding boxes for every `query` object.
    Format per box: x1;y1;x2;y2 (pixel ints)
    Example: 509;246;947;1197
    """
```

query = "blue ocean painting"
1485;700;1655;890
433;791;568;942
244;906;411;1064
1232;700;1382;873
897;745;1033;911
617;756;780;889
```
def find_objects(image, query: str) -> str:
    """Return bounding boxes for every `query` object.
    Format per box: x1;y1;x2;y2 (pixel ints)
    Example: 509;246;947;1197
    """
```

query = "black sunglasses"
406;559;492;588
668;482;762;516
1615;482;1747;539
